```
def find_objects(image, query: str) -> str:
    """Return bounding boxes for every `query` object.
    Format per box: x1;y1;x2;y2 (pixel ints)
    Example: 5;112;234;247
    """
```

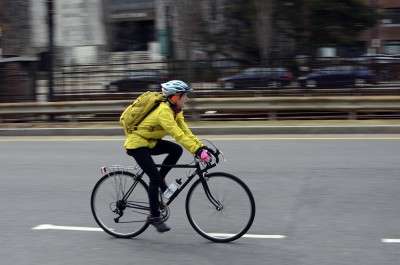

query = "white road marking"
208;137;400;141
382;238;400;243
208;233;286;239
32;224;286;239
32;224;103;232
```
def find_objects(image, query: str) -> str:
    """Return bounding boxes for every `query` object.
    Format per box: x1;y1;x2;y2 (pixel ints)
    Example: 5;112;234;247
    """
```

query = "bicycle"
90;142;256;243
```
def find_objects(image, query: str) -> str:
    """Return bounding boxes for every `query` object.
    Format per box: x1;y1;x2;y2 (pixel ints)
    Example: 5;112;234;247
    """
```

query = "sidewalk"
1;120;400;136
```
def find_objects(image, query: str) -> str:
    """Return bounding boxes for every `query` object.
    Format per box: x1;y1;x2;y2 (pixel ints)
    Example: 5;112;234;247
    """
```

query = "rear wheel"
185;172;256;242
91;171;150;238
306;79;317;88
224;82;235;89
354;78;366;87
269;81;283;88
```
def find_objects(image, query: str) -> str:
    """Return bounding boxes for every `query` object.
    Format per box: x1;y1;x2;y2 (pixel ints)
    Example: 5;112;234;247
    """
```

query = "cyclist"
125;80;212;233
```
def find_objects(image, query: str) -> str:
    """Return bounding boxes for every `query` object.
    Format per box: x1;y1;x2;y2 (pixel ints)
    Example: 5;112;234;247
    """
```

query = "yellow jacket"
124;102;203;154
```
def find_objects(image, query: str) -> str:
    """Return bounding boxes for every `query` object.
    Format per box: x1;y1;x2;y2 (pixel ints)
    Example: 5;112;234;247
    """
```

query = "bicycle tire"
91;171;150;238
185;172;256;243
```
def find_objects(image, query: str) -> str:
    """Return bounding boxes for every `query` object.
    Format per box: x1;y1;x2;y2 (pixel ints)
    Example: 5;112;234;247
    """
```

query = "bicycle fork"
200;174;224;211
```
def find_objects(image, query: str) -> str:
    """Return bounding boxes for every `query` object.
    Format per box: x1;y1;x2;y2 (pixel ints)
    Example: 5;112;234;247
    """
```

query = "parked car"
105;70;166;92
218;67;293;89
298;65;377;88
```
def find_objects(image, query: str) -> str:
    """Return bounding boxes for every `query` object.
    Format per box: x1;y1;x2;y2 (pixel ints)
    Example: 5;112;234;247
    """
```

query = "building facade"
31;0;107;64
3;0;159;64
0;0;32;57
364;0;400;54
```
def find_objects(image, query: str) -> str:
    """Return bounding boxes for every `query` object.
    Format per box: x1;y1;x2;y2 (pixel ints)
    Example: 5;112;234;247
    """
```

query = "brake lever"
214;149;220;164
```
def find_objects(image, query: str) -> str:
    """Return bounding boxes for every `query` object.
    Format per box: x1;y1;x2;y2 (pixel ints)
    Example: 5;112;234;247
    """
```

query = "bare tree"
171;0;274;64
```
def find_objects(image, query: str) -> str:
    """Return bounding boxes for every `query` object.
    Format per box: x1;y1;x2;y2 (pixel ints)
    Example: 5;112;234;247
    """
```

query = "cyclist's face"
176;93;188;108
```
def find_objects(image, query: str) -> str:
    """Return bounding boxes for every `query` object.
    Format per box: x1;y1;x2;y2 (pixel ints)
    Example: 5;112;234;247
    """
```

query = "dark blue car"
298;66;377;88
105;70;166;92
218;67;293;89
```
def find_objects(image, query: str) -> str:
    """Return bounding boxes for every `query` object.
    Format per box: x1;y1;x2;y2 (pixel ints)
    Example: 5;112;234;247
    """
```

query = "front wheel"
185;172;256;242
354;78;366;87
268;81;283;88
306;79;317;88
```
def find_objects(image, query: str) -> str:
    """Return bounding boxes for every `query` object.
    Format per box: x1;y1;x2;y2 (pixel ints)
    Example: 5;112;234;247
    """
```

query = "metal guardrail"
0;100;125;115
1;96;400;122
49;86;400;102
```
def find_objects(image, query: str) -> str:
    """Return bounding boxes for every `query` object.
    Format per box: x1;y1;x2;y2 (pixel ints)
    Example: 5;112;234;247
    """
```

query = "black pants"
127;140;183;217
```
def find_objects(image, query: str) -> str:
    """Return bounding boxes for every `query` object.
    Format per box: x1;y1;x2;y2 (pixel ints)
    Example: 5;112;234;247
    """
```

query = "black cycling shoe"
147;216;171;233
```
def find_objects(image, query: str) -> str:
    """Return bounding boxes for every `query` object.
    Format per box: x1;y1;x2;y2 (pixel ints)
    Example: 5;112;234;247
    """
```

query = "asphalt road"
1;135;400;265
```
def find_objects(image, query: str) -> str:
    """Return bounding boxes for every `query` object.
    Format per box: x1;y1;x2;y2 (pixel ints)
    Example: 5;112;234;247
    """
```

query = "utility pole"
47;0;55;101
165;4;174;61
254;0;274;65
0;0;3;58
0;26;3;58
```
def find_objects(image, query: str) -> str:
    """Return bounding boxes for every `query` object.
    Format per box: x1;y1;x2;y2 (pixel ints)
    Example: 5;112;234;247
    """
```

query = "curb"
1;125;400;136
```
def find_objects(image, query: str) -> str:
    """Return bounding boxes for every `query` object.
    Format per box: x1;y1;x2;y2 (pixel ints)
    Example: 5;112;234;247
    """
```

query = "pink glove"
200;149;211;162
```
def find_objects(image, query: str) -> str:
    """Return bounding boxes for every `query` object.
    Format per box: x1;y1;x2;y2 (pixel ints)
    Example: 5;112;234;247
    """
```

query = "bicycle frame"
158;162;222;209
119;160;222;213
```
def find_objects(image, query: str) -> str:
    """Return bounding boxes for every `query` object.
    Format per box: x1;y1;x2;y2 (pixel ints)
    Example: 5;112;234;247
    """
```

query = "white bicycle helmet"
161;80;192;97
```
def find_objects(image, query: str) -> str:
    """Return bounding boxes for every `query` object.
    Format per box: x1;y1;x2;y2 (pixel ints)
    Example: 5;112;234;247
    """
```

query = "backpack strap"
131;99;166;132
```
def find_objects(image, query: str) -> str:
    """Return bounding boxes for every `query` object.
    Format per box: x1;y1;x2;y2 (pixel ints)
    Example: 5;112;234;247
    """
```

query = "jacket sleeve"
158;107;203;154
176;112;203;146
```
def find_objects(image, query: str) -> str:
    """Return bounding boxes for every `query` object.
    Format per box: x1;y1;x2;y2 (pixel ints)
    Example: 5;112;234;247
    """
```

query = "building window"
110;0;154;11
337;41;367;57
383;41;400;55
382;8;400;25
111;20;155;52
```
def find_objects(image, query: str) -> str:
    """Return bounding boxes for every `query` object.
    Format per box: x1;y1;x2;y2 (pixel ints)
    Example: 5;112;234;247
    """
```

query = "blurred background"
1;0;400;122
